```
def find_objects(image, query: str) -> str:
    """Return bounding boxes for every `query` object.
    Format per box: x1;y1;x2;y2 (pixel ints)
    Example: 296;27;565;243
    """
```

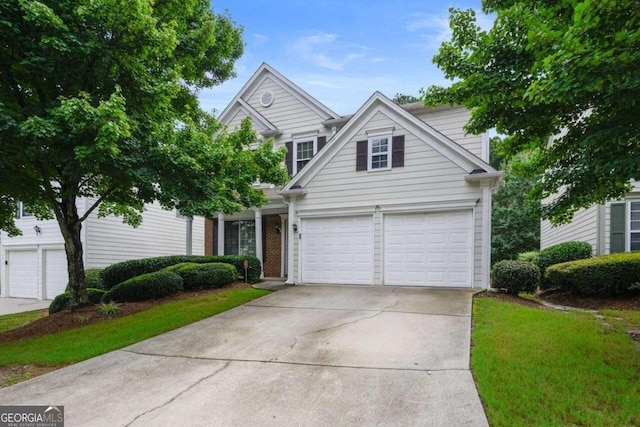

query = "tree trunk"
56;196;88;308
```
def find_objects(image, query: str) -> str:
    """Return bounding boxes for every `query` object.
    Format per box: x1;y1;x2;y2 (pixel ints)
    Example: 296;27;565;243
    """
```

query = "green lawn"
472;298;640;427
0;309;48;334
0;288;270;367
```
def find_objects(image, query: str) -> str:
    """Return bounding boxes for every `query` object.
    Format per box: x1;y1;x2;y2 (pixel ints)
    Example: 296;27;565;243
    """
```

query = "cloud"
252;33;268;45
405;9;494;51
289;31;367;71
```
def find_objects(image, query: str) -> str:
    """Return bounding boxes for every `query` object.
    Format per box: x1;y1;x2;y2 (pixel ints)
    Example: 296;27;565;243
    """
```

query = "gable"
284;92;496;191
296;110;482;207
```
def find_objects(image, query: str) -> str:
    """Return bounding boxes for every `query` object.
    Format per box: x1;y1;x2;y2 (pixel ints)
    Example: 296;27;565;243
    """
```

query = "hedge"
49;288;106;314
536;241;593;289
85;268;104;290
164;262;237;290
491;260;540;295
545;252;640;296
517;251;540;264
102;270;184;303
101;255;260;289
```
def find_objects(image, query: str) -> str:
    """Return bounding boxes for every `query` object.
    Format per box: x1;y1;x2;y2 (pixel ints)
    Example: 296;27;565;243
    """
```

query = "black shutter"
317;136;327;151
356;140;368;171
392;135;404;168
285;141;293;175
610;203;626;253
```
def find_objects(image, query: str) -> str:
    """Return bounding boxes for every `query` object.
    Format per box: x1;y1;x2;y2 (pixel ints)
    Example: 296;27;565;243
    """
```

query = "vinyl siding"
244;76;329;150
540;205;598;252
85;201;204;268
413;107;484;160
293;111;486;287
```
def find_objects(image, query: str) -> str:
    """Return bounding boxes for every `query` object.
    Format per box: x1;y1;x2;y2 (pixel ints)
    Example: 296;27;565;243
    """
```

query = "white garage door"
302;216;373;285
7;250;38;298
384;211;474;287
45;249;68;299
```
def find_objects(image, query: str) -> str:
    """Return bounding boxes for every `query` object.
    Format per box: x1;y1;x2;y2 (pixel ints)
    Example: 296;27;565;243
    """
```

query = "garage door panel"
384;211;473;287
302;216;373;285
8;251;39;298
45;249;68;299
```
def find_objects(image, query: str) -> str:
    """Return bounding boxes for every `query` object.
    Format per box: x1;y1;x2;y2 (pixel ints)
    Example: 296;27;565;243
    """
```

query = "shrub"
85;268;104;289
102;270;184;303
536;241;593;289
518;251;540;264
164;262;237;290
63;268;105;292
546;252;640;296
49;288;106;314
101;255;258;289
491;260;540;295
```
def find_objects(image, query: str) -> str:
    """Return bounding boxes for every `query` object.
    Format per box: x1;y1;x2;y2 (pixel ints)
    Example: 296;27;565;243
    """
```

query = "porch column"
253;209;263;278
280;214;287;278
217;212;225;255
482;185;492;290
286;196;297;284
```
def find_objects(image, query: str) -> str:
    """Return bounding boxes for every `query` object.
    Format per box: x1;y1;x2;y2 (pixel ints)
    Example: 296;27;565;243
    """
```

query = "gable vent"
260;91;274;107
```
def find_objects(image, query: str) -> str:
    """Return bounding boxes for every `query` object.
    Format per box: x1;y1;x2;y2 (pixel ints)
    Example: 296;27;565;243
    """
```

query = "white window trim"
627;199;640;252
292;131;318;175
16;202;34;219
367;133;392;172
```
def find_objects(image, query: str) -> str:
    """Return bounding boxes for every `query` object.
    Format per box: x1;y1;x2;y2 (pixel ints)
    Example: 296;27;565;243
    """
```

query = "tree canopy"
0;0;288;306
392;93;419;105
422;0;640;224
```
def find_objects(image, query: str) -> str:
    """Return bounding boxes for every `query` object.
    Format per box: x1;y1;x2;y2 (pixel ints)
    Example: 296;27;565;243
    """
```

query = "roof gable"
218;63;338;125
284;92;497;190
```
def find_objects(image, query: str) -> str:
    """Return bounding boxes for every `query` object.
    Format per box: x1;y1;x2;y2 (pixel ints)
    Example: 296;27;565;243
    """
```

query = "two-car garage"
300;210;474;288
3;247;68;299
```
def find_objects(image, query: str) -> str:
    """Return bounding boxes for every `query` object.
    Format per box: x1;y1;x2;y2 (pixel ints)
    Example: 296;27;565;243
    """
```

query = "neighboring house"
541;182;640;255
206;63;501;288
0;200;204;300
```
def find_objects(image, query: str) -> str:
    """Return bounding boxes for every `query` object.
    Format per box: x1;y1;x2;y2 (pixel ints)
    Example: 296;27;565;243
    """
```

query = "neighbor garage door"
384;211;474;287
7;250;38;298
302;216;373;285
45;249;68;299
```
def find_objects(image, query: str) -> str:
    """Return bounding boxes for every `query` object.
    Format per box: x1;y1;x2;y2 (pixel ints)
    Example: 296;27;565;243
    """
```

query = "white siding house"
0;200;204;300
541;182;640;255
208;63;501;289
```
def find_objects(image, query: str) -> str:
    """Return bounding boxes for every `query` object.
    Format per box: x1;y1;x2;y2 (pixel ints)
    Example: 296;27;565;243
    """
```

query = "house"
0;200;204;300
206;63;501;288
541;183;640;255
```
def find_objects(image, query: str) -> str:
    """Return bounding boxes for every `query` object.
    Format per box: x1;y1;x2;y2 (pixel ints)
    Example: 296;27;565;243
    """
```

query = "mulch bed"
0;282;254;343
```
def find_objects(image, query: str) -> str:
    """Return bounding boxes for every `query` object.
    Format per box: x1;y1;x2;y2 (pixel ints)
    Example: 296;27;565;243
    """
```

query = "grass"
0;288;270;367
0;309;48;334
472;298;640;427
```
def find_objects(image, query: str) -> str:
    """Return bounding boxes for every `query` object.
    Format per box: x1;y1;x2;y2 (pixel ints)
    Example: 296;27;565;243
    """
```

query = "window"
15;202;33;219
630;201;640;251
296;140;314;173
224;220;256;256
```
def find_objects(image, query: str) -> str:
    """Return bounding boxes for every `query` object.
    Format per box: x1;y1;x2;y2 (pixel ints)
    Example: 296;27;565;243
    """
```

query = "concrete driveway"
0;297;50;315
0;285;488;426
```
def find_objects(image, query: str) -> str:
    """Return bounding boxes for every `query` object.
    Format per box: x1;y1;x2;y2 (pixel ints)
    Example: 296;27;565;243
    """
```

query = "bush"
491;260;540;295
101;255;259;289
102;270;184;303
63;268;105;292
546;252;640;296
164;262;237;290
518;251;540;264
536;241;593;289
85;268;104;289
49;288;106;314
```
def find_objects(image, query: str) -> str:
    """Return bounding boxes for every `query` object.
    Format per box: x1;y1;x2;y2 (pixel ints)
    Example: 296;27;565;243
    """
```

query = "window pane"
631;211;640;221
631;220;640;231
297;141;314;160
631;201;640;211
239;220;256;256
631;233;640;251
371;154;388;169
225;221;239;255
371;138;388;154
297;159;310;171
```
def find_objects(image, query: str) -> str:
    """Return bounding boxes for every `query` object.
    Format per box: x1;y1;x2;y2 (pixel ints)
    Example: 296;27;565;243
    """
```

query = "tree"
422;1;640;224
490;139;540;263
392;93;419;105
0;1;289;308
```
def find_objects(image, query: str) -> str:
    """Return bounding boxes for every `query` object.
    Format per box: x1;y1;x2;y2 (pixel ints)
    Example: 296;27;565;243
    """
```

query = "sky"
200;0;493;117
